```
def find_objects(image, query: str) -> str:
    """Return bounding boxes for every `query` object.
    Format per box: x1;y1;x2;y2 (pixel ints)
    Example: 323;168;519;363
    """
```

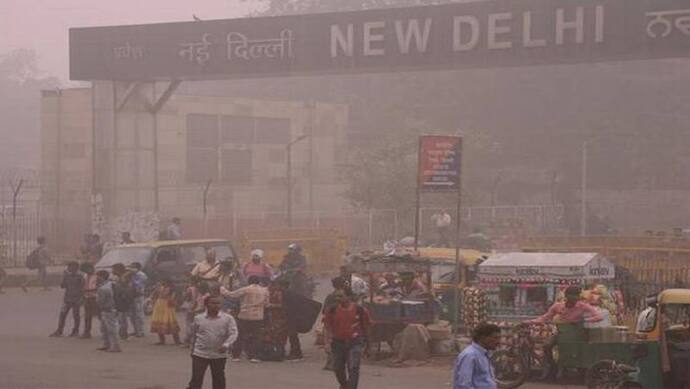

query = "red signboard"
418;135;462;192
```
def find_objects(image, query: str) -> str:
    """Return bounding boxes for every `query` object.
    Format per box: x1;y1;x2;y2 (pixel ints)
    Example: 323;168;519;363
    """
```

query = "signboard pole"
417;134;463;332
414;136;423;251
453;138;463;335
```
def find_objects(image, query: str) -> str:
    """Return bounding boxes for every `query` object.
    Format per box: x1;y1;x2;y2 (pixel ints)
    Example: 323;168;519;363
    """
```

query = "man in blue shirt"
454;323;501;389
128;262;148;337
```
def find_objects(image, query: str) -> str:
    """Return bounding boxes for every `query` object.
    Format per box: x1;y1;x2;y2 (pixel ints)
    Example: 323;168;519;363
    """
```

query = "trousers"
332;337;366;389
57;301;81;334
187;355;227;389
100;310;121;351
129;296;145;336
232;319;262;359
83;297;99;335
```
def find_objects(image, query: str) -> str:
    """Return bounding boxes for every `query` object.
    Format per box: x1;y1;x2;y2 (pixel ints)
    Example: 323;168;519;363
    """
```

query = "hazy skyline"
0;0;261;82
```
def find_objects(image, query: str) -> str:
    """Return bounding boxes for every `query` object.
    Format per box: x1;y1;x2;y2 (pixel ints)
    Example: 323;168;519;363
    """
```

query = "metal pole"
152;82;160;212
414;137;423;251
202;179;212;237
287;142;293;227
453;137;464;335
368;209;374;248
11;179;23;266
308;100;315;215
581;141;588;237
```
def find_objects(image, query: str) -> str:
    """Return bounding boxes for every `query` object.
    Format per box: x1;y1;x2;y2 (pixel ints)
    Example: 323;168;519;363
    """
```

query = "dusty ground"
0;283;582;389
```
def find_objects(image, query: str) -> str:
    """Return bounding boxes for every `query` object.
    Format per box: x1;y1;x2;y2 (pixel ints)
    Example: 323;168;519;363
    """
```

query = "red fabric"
324;302;371;341
242;262;272;280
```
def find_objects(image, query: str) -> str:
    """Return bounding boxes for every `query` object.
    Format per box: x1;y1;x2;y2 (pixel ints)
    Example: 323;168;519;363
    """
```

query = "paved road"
0;286;582;389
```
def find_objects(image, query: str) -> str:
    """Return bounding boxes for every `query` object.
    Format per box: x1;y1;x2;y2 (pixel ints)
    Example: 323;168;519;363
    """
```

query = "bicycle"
491;323;550;389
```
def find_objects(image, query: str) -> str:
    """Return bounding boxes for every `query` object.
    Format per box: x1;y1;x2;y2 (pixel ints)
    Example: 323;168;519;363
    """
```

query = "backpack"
113;281;135;312
25;248;40;269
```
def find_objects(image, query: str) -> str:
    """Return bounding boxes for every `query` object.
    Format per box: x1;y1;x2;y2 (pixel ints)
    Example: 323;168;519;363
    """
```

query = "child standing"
150;279;181;345
183;278;209;346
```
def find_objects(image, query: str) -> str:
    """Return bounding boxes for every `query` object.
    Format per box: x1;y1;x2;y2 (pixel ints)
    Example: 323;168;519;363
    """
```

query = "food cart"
352;254;437;345
477;252;617;323
417;247;489;323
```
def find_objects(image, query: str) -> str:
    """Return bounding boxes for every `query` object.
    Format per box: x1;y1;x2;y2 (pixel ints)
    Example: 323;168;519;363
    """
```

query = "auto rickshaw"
588;289;690;388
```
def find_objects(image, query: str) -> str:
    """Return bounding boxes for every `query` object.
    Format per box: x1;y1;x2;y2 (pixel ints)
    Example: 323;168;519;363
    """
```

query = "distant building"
40;88;350;239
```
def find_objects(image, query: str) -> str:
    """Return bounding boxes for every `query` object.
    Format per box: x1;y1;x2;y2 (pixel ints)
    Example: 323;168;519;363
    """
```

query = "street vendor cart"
477;252;618;323
477;253;633;388
352;254;437;345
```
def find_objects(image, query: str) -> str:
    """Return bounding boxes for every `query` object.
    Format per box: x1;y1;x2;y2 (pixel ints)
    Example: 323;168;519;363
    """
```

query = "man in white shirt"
431;210;452;247
167;217;182;240
221;276;269;363
188;295;238;389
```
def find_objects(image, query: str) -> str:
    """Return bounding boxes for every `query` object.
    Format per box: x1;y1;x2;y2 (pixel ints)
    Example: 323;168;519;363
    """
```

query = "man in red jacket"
324;288;371;389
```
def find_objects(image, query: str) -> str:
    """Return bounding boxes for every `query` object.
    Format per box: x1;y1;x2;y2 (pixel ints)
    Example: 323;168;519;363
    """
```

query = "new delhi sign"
70;0;690;81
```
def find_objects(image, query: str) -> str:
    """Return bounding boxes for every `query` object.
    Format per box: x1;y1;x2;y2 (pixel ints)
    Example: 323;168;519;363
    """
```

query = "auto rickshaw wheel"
585;360;625;389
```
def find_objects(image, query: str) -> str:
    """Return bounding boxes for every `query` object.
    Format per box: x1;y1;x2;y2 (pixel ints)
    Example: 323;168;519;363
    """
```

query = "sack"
284;291;322;334
113;282;135;312
25;248;40;269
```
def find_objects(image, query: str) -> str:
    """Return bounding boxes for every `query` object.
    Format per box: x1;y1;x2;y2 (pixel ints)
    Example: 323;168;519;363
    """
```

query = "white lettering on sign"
556;7;584;45
114;42;144;60
227;29;294;61
523;12;547;48
179;33;211;65
589;267;610;276
453;16;480;51
488;13;513;50
331;5;606;58
395;18;432;54
646;9;690;38
331;24;354;57
363;21;386;56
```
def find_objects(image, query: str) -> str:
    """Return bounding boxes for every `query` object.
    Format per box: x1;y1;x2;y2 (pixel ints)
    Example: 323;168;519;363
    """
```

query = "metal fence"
0;204;564;267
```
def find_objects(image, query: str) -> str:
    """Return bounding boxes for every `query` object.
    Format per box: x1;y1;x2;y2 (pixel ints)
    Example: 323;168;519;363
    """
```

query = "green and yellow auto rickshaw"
587;289;690;389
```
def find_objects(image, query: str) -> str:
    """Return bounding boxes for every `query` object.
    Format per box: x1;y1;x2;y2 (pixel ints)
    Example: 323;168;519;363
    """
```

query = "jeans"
129;296;145;336
118;311;129;339
56;301;81;334
187;355;227;389
332;338;366;389
83;297;98;336
232;319;262;359
100;310;121;351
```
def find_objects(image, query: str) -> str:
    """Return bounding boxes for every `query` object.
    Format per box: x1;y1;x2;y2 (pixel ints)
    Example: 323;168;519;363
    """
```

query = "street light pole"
286;135;309;228
581;140;588;237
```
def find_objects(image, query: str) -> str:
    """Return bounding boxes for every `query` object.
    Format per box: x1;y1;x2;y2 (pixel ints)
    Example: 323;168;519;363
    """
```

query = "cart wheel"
585;360;624;389
491;350;527;389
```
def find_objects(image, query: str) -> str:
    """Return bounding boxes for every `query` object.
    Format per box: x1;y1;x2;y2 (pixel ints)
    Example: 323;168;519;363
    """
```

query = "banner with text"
71;0;690;81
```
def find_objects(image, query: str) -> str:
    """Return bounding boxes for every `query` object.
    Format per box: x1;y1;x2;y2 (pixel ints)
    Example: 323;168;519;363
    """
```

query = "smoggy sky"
0;0;261;82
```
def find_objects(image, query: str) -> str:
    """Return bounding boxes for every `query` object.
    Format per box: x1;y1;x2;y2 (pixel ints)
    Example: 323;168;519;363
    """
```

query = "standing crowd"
41;227;374;389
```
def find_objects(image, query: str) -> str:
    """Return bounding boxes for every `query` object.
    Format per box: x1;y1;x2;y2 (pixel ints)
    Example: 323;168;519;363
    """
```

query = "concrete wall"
41;86;350;232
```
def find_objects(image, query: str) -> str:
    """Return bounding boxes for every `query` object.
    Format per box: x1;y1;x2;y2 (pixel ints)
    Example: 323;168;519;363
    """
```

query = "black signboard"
70;0;690;81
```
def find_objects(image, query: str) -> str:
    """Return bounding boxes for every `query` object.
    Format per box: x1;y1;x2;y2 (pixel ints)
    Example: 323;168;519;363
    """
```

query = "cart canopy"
478;252;615;282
